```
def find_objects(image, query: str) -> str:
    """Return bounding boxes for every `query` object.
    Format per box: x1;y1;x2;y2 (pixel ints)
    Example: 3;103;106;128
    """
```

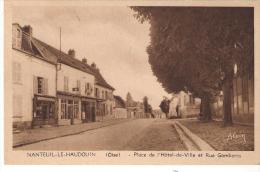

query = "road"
15;119;186;151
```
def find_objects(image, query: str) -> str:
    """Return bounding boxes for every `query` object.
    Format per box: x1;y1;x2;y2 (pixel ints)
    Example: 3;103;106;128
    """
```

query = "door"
68;100;74;124
33;100;55;126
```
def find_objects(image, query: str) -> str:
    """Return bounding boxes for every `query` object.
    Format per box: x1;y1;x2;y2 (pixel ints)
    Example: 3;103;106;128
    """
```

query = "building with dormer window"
12;24;57;129
12;23;116;129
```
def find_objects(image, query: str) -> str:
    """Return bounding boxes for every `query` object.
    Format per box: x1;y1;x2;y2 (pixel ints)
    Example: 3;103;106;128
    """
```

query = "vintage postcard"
4;0;260;164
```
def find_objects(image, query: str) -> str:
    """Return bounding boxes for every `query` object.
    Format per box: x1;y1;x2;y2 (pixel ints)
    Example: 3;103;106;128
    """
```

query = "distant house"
169;91;200;118
113;95;127;119
125;92;145;118
89;63;115;121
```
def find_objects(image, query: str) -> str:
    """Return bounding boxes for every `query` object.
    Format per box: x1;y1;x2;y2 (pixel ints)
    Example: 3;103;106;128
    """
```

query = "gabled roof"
90;67;115;90
14;23;115;90
32;38;93;75
114;95;126;108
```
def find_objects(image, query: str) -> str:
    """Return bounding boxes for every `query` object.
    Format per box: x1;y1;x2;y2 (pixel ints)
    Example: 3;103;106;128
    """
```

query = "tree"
159;98;170;118
131;7;253;126
126;92;134;107
143;96;149;113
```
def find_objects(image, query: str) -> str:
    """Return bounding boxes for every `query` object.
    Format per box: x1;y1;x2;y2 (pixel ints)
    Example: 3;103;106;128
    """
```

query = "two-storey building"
12;24;57;129
89;63;115;121
33;40;97;125
12;23;115;128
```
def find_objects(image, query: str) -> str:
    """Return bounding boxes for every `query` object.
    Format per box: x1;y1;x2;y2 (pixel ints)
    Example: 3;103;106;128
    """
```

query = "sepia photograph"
3;0;260;165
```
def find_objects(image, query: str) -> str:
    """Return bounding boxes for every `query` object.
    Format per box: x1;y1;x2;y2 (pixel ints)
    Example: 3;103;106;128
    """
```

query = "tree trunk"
199;94;212;122
223;71;233;126
198;99;204;119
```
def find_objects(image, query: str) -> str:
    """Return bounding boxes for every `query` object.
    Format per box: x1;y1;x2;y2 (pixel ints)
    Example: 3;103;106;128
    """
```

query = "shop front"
57;91;81;125
32;94;57;127
81;97;96;122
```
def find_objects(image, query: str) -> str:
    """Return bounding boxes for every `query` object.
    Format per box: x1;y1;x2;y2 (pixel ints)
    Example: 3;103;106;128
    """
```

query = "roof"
34;36;114;90
90;67;115;90
14;23;115;90
14;32;56;64
114;95;126;108
32;38;93;75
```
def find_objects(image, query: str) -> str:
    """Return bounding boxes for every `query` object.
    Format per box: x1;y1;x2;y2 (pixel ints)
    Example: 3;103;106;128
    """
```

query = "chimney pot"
82;58;87;64
22;25;33;37
91;63;96;69
68;49;75;58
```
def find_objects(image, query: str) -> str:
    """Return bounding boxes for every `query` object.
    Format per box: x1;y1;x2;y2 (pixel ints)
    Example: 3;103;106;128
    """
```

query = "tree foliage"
131;7;253;125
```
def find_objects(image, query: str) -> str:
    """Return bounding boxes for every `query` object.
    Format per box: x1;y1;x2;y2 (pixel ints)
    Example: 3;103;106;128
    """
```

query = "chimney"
82;58;87;64
22;25;33;38
68;49;75;58
91;62;96;69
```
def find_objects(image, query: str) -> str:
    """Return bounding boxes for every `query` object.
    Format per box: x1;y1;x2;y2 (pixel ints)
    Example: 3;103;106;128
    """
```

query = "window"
85;82;91;95
74;101;79;119
37;77;44;94
61;99;67;119
12;62;22;83
105;91;108;100
77;80;81;93
95;88;99;98
64;76;69;91
12;28;22;48
33;76;48;95
102;91;105;99
17;29;21;38
13;94;22;117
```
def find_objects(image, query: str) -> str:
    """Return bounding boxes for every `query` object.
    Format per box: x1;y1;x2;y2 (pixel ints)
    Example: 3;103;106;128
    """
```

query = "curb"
13;119;134;148
173;121;215;151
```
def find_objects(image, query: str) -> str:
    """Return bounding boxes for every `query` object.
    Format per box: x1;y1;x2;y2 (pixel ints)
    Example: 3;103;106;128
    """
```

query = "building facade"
56;61;96;125
12;23;115;129
125;93;145;118
92;67;115;121
113;95;127;119
169;91;200;118
12;24;57;129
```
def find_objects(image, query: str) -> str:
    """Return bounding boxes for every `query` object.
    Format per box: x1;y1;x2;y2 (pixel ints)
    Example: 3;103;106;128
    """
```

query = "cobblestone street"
15;119;186;151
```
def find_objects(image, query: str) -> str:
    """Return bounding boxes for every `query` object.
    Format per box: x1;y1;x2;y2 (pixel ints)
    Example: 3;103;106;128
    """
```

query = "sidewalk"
13;118;133;148
177;118;254;151
172;120;215;151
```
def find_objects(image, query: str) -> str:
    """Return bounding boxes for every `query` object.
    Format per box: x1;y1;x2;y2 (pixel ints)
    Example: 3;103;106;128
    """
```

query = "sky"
13;6;171;108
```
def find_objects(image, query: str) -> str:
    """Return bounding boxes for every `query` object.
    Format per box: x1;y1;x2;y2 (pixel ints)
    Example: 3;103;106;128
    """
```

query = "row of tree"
131;7;254;126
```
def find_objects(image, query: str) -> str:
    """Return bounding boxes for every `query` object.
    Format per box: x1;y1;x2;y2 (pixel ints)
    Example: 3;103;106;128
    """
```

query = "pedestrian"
176;104;180;118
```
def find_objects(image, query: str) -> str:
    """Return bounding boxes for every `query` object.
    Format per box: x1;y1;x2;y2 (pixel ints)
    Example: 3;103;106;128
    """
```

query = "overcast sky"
13;6;171;108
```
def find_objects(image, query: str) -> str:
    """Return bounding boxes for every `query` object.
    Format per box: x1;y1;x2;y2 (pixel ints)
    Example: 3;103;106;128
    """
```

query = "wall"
114;108;127;119
57;64;95;97
12;49;56;123
95;85;114;120
169;91;199;118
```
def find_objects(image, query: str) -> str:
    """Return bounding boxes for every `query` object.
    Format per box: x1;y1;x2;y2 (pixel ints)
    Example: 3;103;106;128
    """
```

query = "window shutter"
12;62;22;83
77;80;81;93
44;78;48;95
33;76;38;94
12;62;16;82
17;63;21;82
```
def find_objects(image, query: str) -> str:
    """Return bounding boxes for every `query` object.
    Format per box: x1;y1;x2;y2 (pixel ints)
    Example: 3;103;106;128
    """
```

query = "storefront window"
61;99;67;119
74;101;79;119
35;100;54;119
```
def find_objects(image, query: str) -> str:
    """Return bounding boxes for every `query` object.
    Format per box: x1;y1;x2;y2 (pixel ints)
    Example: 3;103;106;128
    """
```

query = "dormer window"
12;25;22;49
17;29;21;38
